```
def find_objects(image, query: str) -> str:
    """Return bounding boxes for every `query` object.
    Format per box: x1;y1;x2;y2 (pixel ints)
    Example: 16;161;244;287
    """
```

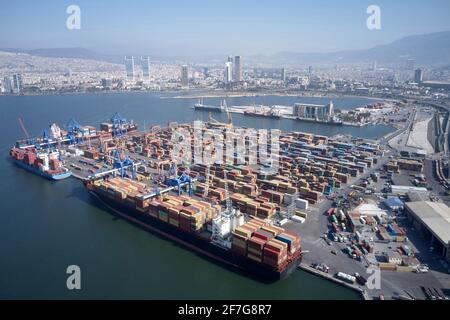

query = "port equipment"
87;161;142;180
166;172;193;196
88;149;140;180
18;117;30;139
223;169;232;214
66;118;84;145
139;176;198;200
111;112;127;137
203;165;211;198
41;130;54;151
168;161;177;177
112;149;137;179
16;117;38;148
208;112;233;129
210;169;242;249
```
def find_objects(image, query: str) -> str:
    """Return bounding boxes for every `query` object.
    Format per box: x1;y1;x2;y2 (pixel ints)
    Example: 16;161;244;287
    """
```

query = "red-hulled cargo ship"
85;178;302;281
10;147;72;180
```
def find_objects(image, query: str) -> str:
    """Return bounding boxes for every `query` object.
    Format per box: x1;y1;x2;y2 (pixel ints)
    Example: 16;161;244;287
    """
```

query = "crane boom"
18;117;30;139
203;165;211;198
223;169;232;213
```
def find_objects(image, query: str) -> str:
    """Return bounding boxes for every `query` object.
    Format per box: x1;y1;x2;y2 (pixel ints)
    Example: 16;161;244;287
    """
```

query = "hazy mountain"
266;31;450;67
0;47;123;63
2;31;450;67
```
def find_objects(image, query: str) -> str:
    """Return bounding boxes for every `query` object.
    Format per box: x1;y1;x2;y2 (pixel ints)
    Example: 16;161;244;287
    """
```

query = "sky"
1;0;450;57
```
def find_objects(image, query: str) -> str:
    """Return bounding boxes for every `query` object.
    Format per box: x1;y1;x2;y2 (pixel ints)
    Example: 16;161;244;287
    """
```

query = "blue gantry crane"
166;172;193;196
113;149;136;179
66;118;83;145
111;112;127;137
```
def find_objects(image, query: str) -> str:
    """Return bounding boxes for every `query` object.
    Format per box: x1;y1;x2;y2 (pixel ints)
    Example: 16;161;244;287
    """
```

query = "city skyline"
1;1;450;56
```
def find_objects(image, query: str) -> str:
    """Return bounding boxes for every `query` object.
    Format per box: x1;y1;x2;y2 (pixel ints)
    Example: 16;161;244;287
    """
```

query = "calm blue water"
0;92;381;299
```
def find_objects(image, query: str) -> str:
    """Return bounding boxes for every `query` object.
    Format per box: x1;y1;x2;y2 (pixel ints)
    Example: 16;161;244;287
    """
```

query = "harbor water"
0;93;392;299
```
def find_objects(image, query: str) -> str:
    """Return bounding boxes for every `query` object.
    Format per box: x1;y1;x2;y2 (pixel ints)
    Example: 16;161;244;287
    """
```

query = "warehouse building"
293;102;334;121
405;201;450;262
390;185;428;195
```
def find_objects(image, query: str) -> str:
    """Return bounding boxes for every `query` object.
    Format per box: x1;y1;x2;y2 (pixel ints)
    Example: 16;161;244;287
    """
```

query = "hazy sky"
1;0;450;56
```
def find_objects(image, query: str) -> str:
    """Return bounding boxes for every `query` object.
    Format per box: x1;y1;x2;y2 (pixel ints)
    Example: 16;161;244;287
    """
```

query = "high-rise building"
414;69;423;83
234;56;242;82
12;74;23;93
141;56;151;80
227;56;234;81
2;76;13;93
125;56;135;81
406;59;415;70
372;61;377;71
281;68;286;82
308;66;313;77
225;62;233;83
181;65;189;87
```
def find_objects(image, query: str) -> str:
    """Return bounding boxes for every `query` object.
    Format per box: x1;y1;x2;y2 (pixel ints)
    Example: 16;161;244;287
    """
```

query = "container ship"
194;99;227;113
85;176;302;281
9;147;72;180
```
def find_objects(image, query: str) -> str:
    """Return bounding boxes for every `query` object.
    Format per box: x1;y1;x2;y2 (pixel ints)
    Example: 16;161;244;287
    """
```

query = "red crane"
18;117;30;139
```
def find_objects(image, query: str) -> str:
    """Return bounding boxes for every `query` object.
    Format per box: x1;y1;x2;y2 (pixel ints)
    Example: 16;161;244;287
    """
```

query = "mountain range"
266;31;450;67
1;31;450;67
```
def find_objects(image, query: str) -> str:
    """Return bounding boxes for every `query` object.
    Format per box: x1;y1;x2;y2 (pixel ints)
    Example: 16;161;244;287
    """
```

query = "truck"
354;273;367;286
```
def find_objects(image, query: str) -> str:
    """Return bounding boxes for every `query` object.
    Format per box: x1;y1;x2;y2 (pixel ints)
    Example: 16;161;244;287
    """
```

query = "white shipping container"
295;198;309;210
291;215;305;224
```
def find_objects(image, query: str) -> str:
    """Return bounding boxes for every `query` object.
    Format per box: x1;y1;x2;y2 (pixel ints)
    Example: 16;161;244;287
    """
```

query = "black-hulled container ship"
194;99;227;112
85;177;302;281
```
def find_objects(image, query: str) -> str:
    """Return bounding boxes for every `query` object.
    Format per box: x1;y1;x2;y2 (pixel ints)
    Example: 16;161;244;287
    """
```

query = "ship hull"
194;105;224;112
244;112;281;119
13;158;72;180
296;118;343;126
87;187;301;282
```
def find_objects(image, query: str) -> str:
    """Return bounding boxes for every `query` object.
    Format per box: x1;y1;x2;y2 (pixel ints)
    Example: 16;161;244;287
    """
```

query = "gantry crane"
111;112;127;137
223;169;232;214
203;165;211;198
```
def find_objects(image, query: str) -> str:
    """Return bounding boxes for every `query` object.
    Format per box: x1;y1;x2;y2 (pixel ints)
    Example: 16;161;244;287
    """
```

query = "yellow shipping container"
378;263;397;271
396;266;413;273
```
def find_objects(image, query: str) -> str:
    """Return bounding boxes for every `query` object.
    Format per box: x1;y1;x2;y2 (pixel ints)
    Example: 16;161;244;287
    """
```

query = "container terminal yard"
8;101;450;299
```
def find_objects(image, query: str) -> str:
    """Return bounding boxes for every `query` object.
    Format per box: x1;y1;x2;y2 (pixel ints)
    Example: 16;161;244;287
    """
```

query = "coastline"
298;263;369;300
163;91;387;102
0;89;389;104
